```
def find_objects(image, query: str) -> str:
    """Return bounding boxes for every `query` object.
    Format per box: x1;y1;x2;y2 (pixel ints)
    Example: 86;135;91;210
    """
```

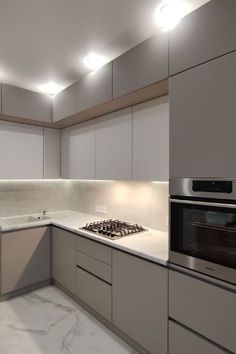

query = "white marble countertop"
0;210;169;266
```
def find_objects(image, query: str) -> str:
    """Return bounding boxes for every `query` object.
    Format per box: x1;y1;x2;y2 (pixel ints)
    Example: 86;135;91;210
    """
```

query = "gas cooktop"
81;219;146;240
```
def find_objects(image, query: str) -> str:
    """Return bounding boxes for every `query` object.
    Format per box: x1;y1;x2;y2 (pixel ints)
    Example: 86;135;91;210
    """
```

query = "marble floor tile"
0;286;138;354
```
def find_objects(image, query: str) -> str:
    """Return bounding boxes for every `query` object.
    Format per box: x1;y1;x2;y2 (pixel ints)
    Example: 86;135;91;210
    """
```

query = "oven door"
170;199;236;284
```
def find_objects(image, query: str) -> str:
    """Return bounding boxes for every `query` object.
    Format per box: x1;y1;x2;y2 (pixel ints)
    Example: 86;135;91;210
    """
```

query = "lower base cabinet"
169;321;228;354
1;227;51;294
112;250;168;354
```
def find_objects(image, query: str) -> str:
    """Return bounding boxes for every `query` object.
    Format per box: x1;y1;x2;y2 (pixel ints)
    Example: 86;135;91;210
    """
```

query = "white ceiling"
0;0;210;93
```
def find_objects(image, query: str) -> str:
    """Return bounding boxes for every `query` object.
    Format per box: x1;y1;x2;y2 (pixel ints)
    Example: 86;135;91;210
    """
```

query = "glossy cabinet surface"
113;32;168;98
2;84;52;122
53;83;77;121
61;120;95;179
1;227;51;294
77;62;112;112
133;96;169;181
169;0;236;75
170;51;236;178
43;128;60;179
95;108;132;180
112;250;168;354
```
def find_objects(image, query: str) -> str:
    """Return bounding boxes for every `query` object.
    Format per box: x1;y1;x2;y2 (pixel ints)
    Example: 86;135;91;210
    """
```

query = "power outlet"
95;205;107;214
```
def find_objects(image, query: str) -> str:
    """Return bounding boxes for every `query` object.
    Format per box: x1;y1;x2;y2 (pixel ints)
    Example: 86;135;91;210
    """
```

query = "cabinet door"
169;321;228;354
112;250;168;354
170;51;236;178
0;121;43;179
1;227;51;294
95;108;132;180
113;32;168;98
61;120;95;179
133;96;169;181
77;62;112;112
169;0;236;76
44;128;60;179
2;84;52;122
169;270;236;353
53;83;77;121
52;227;76;294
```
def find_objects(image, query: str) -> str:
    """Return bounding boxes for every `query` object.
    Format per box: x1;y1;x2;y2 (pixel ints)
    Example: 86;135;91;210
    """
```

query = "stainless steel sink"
1;214;51;226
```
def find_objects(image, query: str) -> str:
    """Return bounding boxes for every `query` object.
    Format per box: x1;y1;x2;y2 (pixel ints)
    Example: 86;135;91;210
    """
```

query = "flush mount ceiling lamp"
38;81;63;96
83;53;108;72
155;0;189;30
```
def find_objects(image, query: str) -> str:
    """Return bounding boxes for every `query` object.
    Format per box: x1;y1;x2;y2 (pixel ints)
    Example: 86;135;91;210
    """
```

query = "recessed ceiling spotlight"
83;53;108;72
155;0;189;31
38;81;63;96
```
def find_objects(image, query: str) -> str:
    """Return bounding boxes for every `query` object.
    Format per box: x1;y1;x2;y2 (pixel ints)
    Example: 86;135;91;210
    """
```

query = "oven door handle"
170;199;236;209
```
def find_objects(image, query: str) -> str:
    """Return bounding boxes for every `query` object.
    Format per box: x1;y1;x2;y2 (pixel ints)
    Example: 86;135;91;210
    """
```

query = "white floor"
0;286;138;354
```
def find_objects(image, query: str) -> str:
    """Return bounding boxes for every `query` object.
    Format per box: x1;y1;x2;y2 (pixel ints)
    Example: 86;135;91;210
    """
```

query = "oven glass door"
171;200;236;269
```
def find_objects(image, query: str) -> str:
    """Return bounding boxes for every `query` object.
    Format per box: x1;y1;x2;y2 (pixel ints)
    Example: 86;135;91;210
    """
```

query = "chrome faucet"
43;210;46;216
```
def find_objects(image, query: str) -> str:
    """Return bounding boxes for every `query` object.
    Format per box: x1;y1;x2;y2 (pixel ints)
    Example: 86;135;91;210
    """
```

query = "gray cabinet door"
0;121;43;179
169;270;236;353
61;120;95;179
77;62;112;112
52;227;76;294
53;83;77;121
169;321;228;354
1;227;51;294
112;250;168;354
133;96;169;181
113;32;168;98
170;51;236;178
95;108;132;180
2;84;52;122
43;128;61;179
169;0;236;75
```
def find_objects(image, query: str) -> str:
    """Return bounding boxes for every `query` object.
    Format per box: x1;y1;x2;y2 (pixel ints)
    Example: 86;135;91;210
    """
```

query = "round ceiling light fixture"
155;0;189;30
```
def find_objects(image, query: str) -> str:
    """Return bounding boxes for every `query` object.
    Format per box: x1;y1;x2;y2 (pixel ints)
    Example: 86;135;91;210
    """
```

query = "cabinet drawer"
169;270;236;353
76;267;111;321
77;251;112;284
169;321;228;354
77;236;112;265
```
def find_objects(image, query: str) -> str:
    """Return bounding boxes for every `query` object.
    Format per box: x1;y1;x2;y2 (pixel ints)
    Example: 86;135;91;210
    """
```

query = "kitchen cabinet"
95;108;132;180
112;250;168;354
169;0;236;76
52;227;76;294
133;96;169;181
43;128;60;179
77;62;112;112
1;227;51;294
61;120;95;179
170;51;236;178
2;84;52;122
0;121;43;179
113;32;168;98
169;270;236;353
53;83;77;121
169;321;228;354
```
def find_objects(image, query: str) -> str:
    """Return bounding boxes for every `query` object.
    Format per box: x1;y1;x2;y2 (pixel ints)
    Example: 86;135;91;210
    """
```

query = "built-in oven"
170;178;236;285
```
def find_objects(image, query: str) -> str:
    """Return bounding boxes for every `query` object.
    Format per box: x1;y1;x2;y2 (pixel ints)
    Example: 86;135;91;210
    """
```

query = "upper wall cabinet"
53;83;77;122
113;32;168;98
61;120;95;179
133;96;169;181
77;62;112;112
2;84;52;122
44;128;61;179
169;0;236;76
0;121;43;179
95;108;132;180
170;51;236;178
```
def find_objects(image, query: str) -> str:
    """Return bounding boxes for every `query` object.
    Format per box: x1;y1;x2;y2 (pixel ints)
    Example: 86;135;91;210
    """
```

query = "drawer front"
77;251;112;284
169;270;236;353
76;267;112;321
77;236;112;265
169;321;228;354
